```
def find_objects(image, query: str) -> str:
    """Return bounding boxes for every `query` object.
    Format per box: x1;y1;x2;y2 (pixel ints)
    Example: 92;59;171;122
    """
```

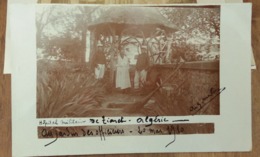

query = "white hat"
97;41;103;47
141;45;147;49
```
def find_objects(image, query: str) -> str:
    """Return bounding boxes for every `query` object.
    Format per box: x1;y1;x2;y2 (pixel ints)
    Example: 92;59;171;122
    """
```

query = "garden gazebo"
87;6;179;59
87;6;178;84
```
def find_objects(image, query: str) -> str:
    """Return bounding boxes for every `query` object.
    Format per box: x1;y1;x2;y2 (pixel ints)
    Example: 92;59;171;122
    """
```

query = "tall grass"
37;60;105;118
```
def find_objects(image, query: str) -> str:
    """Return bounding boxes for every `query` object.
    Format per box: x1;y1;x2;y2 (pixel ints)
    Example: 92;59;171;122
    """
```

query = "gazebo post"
89;28;97;71
108;25;116;87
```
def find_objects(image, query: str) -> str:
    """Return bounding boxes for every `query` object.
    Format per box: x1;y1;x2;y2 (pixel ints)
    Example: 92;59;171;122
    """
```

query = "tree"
36;6;100;62
159;6;220;61
36;6;55;48
160;7;220;40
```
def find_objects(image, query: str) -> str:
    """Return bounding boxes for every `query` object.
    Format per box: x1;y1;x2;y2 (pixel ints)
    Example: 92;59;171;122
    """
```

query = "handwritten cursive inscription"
42;127;79;147
190;87;226;115
165;125;185;147
39;117;216;149
41;118;193;147
89;116;127;124
136;115;169;127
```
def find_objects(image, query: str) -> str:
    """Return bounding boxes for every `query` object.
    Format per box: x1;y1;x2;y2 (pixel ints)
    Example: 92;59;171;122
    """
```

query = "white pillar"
86;31;91;62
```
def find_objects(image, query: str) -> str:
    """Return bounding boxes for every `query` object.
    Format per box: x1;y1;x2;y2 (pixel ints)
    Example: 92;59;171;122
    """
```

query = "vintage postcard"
10;3;252;156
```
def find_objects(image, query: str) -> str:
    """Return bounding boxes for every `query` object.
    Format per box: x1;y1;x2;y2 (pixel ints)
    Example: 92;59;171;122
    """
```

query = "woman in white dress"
116;48;131;90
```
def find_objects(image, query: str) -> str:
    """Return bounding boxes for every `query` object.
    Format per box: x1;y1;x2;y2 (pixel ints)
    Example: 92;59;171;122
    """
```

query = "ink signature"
190;87;226;115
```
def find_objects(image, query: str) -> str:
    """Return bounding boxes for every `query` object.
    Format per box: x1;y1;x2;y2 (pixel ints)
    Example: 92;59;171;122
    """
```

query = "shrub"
37;60;105;118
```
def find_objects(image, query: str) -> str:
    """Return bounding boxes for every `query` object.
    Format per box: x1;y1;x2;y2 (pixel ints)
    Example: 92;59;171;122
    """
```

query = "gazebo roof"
88;6;179;36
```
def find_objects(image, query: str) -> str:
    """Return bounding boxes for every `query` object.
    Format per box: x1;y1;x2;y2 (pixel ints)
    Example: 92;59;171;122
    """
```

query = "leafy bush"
37;60;105;118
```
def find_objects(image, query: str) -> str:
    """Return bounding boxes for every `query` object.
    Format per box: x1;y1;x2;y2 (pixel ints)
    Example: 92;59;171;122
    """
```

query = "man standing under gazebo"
92;42;106;80
134;45;150;89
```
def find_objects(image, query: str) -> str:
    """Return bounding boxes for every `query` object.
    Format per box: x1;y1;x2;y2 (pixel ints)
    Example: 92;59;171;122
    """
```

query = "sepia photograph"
36;5;220;118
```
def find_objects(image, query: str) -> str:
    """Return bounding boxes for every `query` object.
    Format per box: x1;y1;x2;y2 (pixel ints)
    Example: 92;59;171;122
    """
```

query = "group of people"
92;44;150;92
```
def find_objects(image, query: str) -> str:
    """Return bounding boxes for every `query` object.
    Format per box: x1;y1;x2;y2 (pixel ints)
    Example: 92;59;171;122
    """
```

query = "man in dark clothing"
134;46;150;89
93;46;106;79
